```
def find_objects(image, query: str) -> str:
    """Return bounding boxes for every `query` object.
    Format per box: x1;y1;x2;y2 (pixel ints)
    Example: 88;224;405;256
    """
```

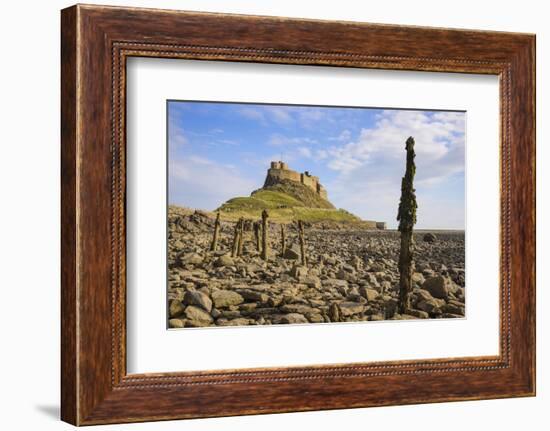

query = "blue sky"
168;101;465;229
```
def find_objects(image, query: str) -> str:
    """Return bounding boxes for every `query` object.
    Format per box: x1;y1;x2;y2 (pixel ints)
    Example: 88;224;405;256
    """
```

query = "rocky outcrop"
167;208;465;328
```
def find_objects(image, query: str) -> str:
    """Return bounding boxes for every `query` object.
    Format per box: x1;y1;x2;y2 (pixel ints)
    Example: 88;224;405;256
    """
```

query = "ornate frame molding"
61;5;535;425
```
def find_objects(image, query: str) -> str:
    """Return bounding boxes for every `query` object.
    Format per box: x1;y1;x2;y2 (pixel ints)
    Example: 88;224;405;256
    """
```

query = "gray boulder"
183;290;212;312
283;244;301;260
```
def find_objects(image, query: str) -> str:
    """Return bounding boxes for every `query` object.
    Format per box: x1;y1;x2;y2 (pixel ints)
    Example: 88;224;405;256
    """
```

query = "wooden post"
254;221;261;252
260;210;269;261
280;224;286;257
237;218;245;256
397;137;417;314
297;220;307;266
231;219;240;258
210;212;221;251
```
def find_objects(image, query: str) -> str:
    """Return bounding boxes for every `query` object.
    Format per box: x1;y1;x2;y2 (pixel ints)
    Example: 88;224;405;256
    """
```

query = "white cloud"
268;133;317;147
237;105;332;128
324;110;465;229
297;108;328;127
329;129;352;142
238;107;266;123
168;117;188;150
297;147;312;158
267;106;293;125
315;149;329;160
327;110;464;179
169;156;257;211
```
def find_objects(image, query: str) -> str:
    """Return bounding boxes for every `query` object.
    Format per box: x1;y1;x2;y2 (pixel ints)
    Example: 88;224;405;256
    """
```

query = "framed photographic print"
61;4;535;425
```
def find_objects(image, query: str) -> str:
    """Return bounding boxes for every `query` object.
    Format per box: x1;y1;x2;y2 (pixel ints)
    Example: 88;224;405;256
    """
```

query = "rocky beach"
167;206;466;329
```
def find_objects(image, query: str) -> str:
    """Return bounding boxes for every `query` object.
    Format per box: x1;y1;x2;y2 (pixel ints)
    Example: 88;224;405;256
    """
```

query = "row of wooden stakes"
210;210;308;266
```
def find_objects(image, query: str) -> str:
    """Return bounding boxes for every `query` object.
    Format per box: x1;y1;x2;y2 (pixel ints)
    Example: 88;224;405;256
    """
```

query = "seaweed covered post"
397;136;418;314
280;224;286;257
260;210;270;260
297;220;307;267
210;212;221;252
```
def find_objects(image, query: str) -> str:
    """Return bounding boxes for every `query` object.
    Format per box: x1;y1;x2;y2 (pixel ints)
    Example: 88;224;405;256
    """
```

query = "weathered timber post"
297;220;307;266
231;219;240;258
210;212;221;251
260;210;269;261
237;217;245;256
397;136;418;314
254;221;262;252
280;224;286;257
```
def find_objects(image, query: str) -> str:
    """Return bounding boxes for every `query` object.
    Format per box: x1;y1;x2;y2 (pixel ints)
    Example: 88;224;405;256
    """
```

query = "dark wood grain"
60;5;78;425
61;4;535;425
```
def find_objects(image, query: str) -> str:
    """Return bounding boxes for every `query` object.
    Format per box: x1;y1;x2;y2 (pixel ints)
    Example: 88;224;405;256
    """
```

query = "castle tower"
263;161;328;201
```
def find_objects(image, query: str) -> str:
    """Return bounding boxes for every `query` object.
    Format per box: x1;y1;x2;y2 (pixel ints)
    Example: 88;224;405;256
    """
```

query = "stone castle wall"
264;161;328;200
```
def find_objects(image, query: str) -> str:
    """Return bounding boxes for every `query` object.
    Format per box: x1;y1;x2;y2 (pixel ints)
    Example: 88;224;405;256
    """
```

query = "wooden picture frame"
61;4;535;425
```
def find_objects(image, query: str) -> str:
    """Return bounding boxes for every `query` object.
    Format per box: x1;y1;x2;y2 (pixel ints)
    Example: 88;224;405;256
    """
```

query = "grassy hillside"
216;180;366;224
257;180;335;209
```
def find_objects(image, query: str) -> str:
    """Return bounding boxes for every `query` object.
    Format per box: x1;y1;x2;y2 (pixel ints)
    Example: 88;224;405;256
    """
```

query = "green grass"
257;180;334;209
215;179;379;225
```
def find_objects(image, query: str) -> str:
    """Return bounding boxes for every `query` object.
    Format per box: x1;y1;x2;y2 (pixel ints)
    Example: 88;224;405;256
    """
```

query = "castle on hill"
264;161;328;201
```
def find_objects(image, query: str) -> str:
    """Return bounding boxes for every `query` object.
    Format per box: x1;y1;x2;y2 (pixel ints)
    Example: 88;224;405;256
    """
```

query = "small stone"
325;279;348;289
412;272;425;286
214;254;234;267
183;290;212;312
290;265;308;279
423;276;452;299
338;302;365;316
336;268;353;281
185;319;212;328
369;262;385;272
184;305;213;324
423;233;437;243
302;276;321;289
237;289;269;303
417;299;442;315
443;302;465;315
168;318;186;328
178;252;203;266
415;288;435;302
217;317;253;326
168;299;185;318
280;313;308;324
358;286;379;302
352;255;363;270
306;312;324;323
280;304;317;314
329;303;340;322
283;244;301;260
407;309;429;319
239;302;258;312
211;290;244;308
379;281;392;294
